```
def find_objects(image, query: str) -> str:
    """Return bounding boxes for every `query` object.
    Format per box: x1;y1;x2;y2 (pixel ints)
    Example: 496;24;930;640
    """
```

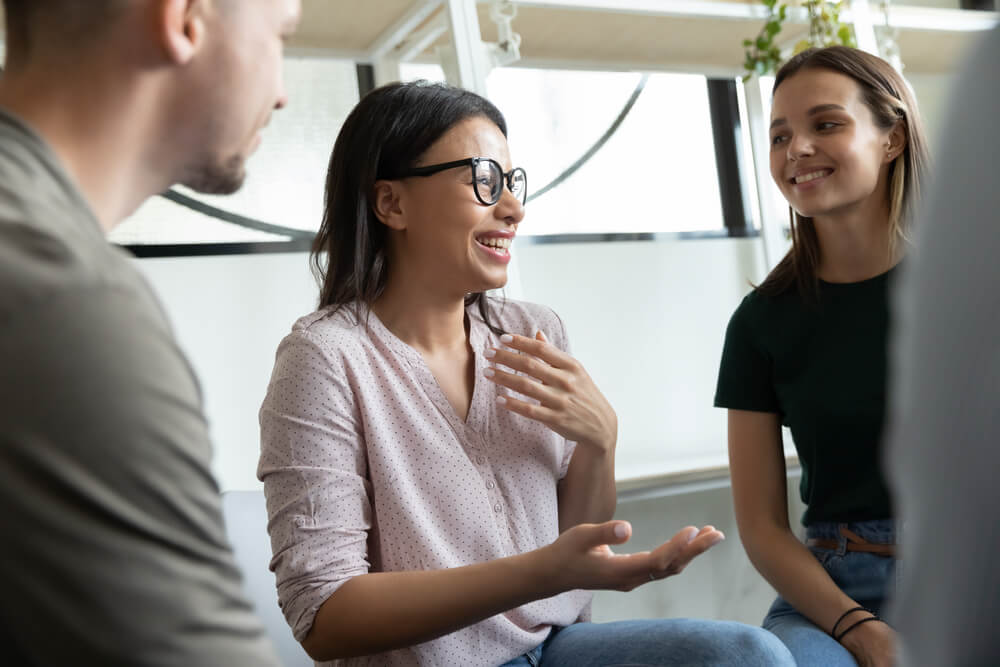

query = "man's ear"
157;0;206;65
372;180;407;231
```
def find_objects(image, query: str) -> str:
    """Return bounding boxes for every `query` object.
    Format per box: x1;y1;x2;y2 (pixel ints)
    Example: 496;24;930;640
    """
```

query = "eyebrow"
770;104;847;129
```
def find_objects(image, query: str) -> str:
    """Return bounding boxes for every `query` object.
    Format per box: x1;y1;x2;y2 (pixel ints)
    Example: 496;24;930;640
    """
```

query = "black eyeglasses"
389;157;527;207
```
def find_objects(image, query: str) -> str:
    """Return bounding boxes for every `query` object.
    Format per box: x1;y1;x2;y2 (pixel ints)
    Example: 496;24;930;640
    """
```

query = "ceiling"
291;0;995;74
0;1;994;74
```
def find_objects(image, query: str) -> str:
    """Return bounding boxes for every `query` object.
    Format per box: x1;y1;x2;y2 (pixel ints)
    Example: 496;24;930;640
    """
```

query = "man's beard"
182;154;247;195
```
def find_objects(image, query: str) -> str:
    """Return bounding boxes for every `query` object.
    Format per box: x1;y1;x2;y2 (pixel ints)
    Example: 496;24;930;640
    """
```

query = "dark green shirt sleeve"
0;285;280;666
714;293;780;413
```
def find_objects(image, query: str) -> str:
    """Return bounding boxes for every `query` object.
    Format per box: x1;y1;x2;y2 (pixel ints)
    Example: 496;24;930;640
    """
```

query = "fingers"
646;526;725;579
495;332;576;371
568;520;633;548
494;393;562;427
486;345;567;389
485;364;560;405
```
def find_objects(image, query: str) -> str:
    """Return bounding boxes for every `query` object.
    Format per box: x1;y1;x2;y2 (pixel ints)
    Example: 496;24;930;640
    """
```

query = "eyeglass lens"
474;160;526;205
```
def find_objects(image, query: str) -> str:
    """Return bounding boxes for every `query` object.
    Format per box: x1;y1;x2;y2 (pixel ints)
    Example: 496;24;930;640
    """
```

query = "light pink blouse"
258;298;591;666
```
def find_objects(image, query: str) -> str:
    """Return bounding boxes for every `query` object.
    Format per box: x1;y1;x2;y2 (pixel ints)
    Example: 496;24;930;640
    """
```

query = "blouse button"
486;481;495;490
494;504;502;514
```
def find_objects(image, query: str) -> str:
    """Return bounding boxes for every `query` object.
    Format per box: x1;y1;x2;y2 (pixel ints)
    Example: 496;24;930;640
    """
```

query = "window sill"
616;453;800;503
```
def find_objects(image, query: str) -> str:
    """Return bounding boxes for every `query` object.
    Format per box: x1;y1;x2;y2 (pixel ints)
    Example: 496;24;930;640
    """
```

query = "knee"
725;623;795;666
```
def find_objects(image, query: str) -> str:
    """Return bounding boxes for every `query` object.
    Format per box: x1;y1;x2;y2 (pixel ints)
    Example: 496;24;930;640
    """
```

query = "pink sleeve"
258;330;371;642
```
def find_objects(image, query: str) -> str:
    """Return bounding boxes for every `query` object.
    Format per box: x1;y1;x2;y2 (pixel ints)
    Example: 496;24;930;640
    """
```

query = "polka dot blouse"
258;297;592;666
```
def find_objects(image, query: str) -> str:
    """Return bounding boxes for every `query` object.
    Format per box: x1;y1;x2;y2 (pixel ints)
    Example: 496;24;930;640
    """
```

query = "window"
403;64;748;238
110;57;359;253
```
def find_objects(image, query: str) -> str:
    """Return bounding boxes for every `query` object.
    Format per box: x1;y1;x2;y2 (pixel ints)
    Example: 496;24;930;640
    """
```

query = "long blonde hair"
757;46;930;298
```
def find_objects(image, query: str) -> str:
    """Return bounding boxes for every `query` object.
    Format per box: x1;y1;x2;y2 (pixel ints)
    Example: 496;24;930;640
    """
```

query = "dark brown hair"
757;46;929;298
1;0;128;66
310;80;509;331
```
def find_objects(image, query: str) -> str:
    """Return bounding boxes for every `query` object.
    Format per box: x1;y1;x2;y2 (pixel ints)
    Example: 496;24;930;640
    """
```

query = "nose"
495;186;525;226
786;133;814;161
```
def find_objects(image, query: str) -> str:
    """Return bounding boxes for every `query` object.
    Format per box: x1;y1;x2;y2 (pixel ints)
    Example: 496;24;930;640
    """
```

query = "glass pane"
486;68;725;236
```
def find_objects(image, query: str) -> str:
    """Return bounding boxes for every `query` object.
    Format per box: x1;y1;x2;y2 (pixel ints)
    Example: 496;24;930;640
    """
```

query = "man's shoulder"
0;220;157;329
0;110;142;325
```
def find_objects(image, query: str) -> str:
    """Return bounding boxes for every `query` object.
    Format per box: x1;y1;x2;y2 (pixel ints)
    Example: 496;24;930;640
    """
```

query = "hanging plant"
742;0;857;81
742;0;787;81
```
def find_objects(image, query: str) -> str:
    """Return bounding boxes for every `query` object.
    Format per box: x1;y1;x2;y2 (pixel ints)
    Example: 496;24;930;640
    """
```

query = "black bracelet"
835;615;882;642
830;606;867;638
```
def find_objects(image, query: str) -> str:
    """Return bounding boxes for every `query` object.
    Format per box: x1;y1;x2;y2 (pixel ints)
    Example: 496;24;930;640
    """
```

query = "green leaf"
757;36;768;50
766;21;781;36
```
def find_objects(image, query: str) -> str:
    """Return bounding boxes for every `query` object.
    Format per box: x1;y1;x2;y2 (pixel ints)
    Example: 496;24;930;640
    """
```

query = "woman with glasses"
259;81;793;666
715;47;929;667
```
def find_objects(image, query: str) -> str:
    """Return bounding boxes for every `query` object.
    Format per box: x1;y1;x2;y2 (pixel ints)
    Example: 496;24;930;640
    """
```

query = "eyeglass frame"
383;157;527;207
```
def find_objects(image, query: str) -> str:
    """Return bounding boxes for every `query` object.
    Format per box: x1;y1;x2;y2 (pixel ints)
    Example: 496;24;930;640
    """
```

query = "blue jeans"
500;619;794;666
763;519;897;666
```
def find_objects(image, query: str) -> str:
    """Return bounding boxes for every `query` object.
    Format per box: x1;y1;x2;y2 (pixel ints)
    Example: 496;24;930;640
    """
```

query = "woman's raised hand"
535;521;725;594
485;331;617;452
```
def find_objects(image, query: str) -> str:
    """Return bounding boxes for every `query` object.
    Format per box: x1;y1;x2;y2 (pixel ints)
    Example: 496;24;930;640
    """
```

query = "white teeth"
478;237;512;251
795;169;831;184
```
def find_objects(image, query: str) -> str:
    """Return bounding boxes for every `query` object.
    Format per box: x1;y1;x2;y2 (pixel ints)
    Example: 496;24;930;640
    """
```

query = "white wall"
516;238;772;479
135;252;317;492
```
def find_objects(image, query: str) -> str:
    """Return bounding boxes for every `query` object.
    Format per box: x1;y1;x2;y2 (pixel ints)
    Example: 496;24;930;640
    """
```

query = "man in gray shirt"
0;0;300;663
885;26;1000;667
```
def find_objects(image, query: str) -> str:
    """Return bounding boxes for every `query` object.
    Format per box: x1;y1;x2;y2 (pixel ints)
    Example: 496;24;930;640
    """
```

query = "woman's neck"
811;197;900;283
372;278;469;356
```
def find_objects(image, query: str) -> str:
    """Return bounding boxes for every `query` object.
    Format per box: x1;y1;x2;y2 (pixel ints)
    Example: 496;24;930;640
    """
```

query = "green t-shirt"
715;268;897;525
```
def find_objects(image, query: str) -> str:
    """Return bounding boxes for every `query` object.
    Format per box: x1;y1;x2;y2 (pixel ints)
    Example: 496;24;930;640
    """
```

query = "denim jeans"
763;519;898;666
499;618;795;667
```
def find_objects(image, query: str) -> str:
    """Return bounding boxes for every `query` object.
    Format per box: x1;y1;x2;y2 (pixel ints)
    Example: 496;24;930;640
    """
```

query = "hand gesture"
486;331;617;452
539;521;725;594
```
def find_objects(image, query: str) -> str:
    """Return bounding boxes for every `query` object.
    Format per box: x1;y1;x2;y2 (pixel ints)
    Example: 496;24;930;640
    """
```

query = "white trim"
849;0;881;55
284;46;368;61
494;56;745;77
742;75;787;273
368;0;445;61
397;14;449;63
617;458;802;503
444;0;491;96
879;4;998;31
500;0;769;21
500;0;997;32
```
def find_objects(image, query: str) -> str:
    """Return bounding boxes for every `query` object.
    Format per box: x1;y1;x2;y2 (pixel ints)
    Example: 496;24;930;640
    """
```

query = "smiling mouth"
475;236;512;254
791;169;833;184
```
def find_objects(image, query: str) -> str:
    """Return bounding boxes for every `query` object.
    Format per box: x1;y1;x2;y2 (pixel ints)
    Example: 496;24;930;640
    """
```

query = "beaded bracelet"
835;615;883;642
830;606;867;638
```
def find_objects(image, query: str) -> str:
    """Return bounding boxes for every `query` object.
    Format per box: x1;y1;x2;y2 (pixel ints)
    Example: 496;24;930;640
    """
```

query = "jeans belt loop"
836;522;849;556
